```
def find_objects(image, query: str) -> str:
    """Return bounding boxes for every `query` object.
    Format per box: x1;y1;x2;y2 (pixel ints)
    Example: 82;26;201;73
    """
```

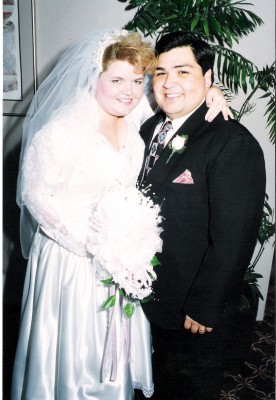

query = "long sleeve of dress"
21;118;90;256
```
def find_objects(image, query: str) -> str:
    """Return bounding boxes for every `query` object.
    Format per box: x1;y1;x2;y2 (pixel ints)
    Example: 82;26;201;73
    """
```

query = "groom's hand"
184;315;213;334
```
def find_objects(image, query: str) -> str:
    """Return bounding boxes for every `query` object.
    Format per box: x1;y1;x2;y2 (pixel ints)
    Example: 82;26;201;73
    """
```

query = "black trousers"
149;322;232;400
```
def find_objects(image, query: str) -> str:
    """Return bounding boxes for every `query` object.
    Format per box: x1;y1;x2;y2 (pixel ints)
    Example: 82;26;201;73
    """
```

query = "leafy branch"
122;0;263;46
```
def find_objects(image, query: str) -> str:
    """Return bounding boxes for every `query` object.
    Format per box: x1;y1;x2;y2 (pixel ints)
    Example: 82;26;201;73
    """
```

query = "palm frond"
214;45;255;93
261;94;275;144
123;0;263;46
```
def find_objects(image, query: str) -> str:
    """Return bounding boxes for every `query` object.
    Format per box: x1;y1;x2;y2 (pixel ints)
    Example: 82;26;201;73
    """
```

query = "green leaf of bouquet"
101;277;114;285
124;303;135;318
140;294;154;304
151;255;161;267
102;295;116;310
148;272;155;280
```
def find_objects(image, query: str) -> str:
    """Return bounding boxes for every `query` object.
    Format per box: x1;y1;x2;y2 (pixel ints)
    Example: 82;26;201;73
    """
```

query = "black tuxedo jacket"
138;102;266;329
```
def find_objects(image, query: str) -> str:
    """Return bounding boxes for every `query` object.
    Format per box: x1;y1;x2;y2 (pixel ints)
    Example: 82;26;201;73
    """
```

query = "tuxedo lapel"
146;102;209;183
174;102;209;141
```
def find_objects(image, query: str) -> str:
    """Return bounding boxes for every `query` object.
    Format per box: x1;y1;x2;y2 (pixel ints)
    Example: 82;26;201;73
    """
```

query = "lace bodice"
21;92;152;255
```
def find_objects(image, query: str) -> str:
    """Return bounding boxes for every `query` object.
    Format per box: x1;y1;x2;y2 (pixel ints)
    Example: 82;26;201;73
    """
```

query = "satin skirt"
11;230;154;399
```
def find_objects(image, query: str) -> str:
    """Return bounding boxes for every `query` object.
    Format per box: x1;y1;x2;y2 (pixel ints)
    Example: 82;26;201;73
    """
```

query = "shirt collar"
165;99;205;132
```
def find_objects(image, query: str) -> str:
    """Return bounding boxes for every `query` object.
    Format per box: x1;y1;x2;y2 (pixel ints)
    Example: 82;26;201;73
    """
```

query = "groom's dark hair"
155;31;215;82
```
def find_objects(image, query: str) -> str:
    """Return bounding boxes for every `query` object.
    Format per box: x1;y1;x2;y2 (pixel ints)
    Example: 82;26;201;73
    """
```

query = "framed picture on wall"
3;0;22;101
3;0;37;116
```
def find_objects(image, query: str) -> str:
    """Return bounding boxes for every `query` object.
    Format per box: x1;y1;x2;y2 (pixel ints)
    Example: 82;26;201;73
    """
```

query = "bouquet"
87;185;163;318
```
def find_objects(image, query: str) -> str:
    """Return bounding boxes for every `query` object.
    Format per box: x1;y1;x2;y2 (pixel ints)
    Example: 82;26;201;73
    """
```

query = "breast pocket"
167;181;197;193
164;180;205;211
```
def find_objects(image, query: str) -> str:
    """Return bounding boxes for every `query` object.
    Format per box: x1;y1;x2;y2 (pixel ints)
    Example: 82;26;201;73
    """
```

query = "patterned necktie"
143;120;173;179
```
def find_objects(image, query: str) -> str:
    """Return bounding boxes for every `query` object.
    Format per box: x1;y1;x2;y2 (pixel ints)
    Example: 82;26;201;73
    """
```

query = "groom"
138;32;266;399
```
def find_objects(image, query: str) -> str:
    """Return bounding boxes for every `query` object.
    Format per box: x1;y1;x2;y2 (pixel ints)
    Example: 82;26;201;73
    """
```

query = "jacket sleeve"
183;127;266;327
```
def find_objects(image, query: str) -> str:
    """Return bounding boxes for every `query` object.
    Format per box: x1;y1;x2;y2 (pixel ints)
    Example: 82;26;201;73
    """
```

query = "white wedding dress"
12;92;154;400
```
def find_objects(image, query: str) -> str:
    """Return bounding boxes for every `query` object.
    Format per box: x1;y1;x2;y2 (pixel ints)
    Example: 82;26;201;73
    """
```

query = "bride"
12;29;230;399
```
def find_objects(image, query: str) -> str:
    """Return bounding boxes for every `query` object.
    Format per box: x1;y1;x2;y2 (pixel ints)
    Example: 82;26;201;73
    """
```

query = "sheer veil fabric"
12;29;155;399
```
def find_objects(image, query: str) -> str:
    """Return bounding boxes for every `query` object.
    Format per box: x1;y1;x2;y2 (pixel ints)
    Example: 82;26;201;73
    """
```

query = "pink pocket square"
173;169;194;184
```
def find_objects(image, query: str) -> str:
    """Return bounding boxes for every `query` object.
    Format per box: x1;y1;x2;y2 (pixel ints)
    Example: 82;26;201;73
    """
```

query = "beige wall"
3;0;275;318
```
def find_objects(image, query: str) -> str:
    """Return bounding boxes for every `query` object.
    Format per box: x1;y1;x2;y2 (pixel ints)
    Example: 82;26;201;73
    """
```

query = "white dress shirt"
151;100;205;147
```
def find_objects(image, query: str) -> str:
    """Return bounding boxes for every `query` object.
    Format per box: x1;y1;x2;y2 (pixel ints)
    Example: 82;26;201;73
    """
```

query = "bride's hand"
205;85;233;122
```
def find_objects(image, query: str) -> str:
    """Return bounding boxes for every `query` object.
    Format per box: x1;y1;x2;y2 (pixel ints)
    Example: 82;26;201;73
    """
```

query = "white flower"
171;135;187;151
167;134;188;164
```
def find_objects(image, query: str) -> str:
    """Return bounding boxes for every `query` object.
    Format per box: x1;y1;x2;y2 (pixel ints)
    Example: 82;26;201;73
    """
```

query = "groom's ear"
204;69;212;88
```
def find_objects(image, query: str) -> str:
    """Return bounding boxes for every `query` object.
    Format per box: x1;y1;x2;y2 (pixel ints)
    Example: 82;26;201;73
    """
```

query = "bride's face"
95;60;144;117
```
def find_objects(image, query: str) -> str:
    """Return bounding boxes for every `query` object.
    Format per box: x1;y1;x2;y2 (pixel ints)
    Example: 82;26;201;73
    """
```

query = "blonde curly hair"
102;32;156;74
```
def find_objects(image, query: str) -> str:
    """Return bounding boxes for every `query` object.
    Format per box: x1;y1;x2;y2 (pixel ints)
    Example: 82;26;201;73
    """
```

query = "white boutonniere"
166;134;188;164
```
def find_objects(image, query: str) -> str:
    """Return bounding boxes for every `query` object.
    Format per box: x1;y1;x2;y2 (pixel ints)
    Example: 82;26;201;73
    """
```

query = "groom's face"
152;46;212;120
